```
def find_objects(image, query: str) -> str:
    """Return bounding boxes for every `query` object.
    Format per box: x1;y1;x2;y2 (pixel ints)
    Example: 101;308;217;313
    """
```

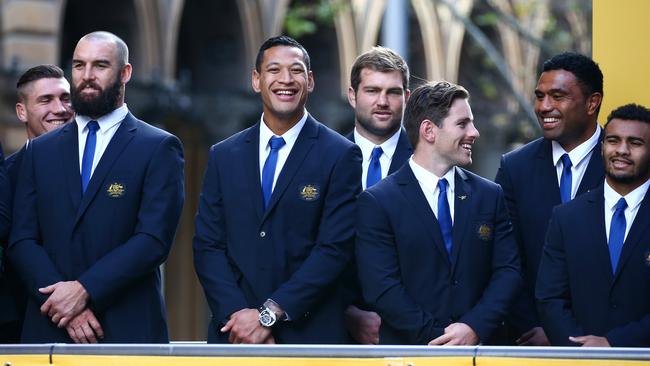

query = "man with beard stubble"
8;31;184;343
537;104;650;347
343;47;412;344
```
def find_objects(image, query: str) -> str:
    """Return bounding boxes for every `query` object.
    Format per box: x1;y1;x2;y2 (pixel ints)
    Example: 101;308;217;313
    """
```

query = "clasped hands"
39;280;103;343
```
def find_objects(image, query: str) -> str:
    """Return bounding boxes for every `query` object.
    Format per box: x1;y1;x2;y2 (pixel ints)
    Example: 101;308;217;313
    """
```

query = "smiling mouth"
45;119;68;125
274;89;297;97
461;143;473;151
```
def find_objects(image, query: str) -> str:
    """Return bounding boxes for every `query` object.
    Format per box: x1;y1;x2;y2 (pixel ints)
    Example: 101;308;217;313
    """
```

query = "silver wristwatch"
258;305;277;327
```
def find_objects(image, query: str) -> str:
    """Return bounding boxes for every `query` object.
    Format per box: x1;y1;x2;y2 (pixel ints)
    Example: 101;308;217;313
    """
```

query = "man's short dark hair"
350;46;409;92
16;64;65;102
255;35;310;72
403;81;469;148
605;103;650;128
542;52;603;97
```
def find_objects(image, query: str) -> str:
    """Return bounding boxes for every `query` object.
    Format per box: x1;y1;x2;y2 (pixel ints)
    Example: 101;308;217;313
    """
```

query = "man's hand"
220;308;272;344
344;305;380;344
39;281;89;327
65;308;104;344
569;335;611;347
517;326;550;346
429;323;479;346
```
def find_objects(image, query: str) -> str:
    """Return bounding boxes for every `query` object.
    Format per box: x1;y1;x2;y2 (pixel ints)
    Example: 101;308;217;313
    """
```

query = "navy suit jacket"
357;164;521;344
0;146;25;334
8;113;184;343
536;185;650;346
193;115;362;344
343;128;412;310
495;134;604;334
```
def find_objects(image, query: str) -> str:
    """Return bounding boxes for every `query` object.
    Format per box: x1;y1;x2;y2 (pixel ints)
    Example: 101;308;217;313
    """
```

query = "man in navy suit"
356;81;521;345
193;36;361;344
537;103;650;347
495;52;605;345
344;46;412;344
8;31;184;343
0;64;74;343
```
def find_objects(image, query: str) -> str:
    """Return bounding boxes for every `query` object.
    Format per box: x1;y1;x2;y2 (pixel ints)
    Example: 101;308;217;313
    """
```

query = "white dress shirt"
409;158;456;224
258;110;308;192
604;178;650;243
354;128;401;190
76;104;128;176
552;127;600;199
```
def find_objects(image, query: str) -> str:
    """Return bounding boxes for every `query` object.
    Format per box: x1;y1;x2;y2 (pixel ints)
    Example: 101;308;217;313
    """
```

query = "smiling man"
495;52;605;346
537;103;650;347
356;81;521;345
193;35;361;344
8;31;184;343
0;64;73;343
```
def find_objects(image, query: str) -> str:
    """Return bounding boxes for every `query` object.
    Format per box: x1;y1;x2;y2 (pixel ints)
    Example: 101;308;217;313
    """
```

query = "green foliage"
284;0;346;38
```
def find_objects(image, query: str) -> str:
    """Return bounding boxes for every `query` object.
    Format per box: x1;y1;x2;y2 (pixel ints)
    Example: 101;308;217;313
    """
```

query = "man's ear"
16;103;28;123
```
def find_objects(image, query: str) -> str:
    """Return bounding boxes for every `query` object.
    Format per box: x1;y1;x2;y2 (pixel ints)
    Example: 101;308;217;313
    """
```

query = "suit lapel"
261;116;318;222
243;124;265;220
73;114;137;227
581;187;614;280
388;128;413;175
537;139;563;205
613;191;650;282
59;122;82;210
450;168;472;271
396;165;451;267
577;129;605;195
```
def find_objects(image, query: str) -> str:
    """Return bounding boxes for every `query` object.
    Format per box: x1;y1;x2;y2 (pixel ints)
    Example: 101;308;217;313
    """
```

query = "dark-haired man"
495;52;605;345
537;103;650;347
0;64;73;343
9;31;184;343
344;46;412;344
356;81;520;345
193;36;361;344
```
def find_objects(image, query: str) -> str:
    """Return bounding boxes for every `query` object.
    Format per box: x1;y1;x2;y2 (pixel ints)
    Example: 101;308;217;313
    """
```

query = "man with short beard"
537;104;650;347
8;31;184;343
343;47;412;344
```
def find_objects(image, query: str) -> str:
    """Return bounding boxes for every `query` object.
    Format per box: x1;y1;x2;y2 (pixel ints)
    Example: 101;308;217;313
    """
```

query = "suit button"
453;280;459;286
610;303;617;309
260;231;266;238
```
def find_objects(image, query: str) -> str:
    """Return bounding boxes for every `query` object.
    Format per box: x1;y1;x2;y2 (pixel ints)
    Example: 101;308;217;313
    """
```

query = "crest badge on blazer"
299;184;320;201
477;223;493;241
644;250;650;267
106;182;126;198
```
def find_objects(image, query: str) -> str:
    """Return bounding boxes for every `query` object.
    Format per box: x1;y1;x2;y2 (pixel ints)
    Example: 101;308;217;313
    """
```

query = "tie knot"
269;136;286;151
561;153;572;169
615;197;628;211
438;178;448;192
371;146;383;160
87;120;99;133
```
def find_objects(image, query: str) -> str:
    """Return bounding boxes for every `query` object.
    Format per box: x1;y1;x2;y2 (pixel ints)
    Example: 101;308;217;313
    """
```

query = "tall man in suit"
193;36;361;344
344;46;412;344
537;103;650;347
8;31;184;343
0;64;74;343
356;81;521;345
495;52;604;345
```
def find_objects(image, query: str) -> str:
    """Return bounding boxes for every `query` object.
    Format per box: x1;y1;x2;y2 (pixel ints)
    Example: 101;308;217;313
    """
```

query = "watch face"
259;308;276;327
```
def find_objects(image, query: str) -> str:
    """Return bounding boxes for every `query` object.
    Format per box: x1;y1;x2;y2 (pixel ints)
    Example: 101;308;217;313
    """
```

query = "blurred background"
0;0;606;340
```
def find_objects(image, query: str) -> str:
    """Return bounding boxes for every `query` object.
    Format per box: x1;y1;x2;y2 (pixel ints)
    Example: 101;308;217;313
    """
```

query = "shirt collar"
354;127;401;161
409;157;456;193
259;109;308;148
551;127;600;167
604;178;650;213
76;104;129;132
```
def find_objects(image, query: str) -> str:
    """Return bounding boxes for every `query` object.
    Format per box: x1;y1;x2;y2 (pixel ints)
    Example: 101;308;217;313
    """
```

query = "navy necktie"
559;153;573;203
609;197;627;274
366;146;383;188
81;120;99;193
437;178;453;257
262;136;286;209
